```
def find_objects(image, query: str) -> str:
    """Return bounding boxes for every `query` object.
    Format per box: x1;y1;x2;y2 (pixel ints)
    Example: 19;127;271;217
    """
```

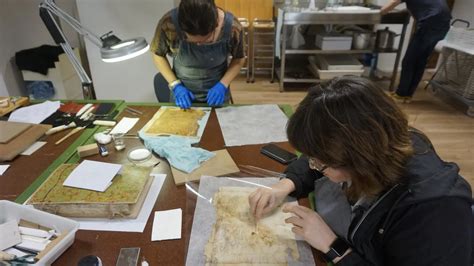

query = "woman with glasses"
249;77;472;265
151;0;245;109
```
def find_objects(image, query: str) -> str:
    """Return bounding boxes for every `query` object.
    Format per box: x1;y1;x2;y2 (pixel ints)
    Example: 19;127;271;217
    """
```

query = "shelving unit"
251;19;276;83
275;7;410;92
237;18;251;82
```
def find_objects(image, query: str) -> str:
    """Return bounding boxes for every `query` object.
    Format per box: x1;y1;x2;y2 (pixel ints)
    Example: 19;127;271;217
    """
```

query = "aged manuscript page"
205;187;299;265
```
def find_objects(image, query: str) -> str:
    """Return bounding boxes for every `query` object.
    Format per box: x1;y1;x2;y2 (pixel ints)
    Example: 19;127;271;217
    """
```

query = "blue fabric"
206;82;228;106
173;84;195;109
139;133;215;173
26;81;55;99
170;8;233;102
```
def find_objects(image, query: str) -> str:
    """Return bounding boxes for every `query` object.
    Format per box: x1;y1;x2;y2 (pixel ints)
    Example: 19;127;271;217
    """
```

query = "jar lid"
127;148;152;163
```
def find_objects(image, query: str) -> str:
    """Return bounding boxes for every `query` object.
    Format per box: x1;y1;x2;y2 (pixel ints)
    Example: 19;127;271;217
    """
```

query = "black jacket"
285;132;473;266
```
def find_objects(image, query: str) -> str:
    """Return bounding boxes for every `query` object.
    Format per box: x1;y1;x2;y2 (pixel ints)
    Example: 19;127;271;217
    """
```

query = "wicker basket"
435;49;474;100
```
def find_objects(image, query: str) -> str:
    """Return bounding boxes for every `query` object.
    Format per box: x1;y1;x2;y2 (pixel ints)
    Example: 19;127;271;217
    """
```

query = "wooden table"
9;103;325;265
2;100;123;204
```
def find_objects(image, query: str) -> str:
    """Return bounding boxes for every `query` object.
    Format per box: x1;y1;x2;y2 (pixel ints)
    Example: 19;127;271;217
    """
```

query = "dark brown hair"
178;0;218;36
287;77;413;200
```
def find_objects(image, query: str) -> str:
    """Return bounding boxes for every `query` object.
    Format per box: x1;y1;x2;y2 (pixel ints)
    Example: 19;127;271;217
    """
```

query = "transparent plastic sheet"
184;176;315;266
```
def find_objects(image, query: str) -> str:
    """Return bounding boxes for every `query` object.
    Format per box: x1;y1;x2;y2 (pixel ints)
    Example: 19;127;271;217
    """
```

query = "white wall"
76;0;175;101
0;0;80;96
451;0;474;25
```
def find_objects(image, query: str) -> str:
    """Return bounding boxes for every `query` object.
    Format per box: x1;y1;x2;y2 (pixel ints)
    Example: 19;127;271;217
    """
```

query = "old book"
27;164;152;219
205;187;299;265
0;121;32;144
0;124;51;162
143;107;205;136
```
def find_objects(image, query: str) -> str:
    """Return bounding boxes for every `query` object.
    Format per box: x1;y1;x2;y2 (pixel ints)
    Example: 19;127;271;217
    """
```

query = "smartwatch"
168;79;182;91
323;237;351;262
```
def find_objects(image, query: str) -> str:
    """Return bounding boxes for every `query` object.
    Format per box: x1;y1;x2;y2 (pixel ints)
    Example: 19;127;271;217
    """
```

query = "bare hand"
283;204;337;253
248;187;286;220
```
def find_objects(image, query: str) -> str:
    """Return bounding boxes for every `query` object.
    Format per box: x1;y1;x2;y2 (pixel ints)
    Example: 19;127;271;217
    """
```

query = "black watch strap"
323;237;350;262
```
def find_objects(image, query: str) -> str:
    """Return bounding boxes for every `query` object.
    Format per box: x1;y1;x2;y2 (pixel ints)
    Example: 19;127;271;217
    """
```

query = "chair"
153;73;171;102
471;201;474;264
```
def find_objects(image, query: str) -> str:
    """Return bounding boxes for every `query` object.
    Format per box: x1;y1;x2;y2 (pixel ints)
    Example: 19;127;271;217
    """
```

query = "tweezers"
239;165;286;179
125;107;143;116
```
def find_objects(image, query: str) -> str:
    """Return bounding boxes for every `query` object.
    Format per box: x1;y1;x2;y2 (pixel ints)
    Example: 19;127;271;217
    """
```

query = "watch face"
332;237;350;256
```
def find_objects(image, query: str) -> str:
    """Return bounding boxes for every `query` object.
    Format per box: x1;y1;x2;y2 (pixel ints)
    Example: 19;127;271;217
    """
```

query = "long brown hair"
287;77;413;200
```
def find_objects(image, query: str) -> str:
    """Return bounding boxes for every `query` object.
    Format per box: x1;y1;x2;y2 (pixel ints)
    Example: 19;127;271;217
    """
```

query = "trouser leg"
396;31;423;97
396;19;450;97
408;25;450;94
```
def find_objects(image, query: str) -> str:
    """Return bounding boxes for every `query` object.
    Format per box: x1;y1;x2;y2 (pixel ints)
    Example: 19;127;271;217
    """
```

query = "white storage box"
308;56;364;80
313;55;363;71
315;34;353;50
0;200;79;265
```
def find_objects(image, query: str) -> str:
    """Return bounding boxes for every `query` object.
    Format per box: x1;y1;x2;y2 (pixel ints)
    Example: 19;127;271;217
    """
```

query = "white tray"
308;61;364;80
0;200;79;265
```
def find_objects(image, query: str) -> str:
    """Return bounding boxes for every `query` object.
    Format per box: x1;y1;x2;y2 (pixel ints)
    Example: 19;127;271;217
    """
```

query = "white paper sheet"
74;174;166;232
0;165;10;175
63;160;122;192
152;208;182;241
186;176;315;266
0;220;21;250
110;117;139;134
20;141;47;156
215;105;289;147
8;101;60;124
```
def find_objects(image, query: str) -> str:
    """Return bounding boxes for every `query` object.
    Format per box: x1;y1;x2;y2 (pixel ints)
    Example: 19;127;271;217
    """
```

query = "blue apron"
170;8;233;102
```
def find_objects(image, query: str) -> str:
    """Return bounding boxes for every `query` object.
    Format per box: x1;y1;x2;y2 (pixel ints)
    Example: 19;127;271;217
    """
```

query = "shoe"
389;92;412;103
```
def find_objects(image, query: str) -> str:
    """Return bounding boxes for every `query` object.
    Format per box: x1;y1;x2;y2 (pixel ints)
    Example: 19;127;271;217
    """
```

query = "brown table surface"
0;126;89;202
6;104;325;265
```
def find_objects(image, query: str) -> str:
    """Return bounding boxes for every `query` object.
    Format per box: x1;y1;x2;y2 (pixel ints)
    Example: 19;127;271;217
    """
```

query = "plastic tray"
308;57;364;80
0;200;79;265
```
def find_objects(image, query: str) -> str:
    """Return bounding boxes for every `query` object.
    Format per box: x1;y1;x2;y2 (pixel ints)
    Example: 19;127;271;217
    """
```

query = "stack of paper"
152;209;182;241
63;160;122;192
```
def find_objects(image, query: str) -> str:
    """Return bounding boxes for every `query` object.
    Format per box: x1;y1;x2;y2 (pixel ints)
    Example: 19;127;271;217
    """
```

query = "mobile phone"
260;144;297;164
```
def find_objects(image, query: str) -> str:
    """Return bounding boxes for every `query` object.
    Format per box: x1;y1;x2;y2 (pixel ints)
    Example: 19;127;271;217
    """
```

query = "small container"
112;133;126;151
127;147;152;164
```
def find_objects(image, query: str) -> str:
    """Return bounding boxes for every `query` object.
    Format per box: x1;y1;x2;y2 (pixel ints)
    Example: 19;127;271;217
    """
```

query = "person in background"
381;0;451;103
249;77;473;265
151;0;245;109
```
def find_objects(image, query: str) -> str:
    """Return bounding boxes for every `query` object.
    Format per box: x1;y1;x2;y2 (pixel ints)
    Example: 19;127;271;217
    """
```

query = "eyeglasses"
308;157;328;173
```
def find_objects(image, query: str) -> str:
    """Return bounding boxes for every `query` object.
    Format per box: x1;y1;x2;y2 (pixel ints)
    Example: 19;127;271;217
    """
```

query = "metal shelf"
276;69;319;84
285;49;374;55
276;8;411;91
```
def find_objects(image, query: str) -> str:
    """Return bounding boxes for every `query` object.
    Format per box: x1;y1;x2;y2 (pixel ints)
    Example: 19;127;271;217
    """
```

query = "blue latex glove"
173;84;195;109
206;82;228;106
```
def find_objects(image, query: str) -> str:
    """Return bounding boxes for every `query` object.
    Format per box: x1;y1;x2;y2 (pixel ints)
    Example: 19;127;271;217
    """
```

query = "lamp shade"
100;37;149;63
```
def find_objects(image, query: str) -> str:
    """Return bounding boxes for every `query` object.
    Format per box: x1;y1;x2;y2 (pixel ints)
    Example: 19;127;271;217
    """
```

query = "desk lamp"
39;0;149;99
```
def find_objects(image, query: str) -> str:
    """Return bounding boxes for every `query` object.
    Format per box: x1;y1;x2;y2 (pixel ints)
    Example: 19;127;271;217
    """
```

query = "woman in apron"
151;0;245;109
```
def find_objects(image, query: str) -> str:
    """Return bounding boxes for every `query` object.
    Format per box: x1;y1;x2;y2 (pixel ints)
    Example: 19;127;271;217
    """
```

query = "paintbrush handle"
55;127;84;145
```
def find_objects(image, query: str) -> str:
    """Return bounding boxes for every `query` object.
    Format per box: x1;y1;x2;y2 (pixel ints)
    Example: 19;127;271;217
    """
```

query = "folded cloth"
139;133;215;173
15;45;64;75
